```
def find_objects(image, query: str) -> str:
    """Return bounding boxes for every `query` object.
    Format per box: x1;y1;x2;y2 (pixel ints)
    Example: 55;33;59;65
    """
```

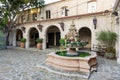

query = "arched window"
87;0;97;13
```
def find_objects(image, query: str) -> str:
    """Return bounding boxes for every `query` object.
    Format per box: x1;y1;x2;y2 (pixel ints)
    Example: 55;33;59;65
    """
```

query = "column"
24;32;29;49
117;10;120;64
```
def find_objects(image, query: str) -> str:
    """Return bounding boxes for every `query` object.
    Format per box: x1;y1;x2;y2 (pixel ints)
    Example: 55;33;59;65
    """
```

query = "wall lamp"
37;24;43;32
59;21;64;31
93;16;97;29
21;26;26;33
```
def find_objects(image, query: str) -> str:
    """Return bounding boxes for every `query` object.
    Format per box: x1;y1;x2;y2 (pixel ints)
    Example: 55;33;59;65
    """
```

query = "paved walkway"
0;48;120;80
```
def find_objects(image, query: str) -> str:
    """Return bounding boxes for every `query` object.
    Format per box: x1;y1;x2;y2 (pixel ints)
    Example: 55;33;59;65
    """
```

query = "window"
46;10;51;19
32;13;37;21
61;6;69;17
26;14;30;22
88;0;96;13
21;15;24;23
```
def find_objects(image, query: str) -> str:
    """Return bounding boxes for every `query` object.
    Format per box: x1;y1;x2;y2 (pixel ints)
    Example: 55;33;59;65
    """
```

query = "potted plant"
20;38;26;48
97;31;117;59
36;38;43;50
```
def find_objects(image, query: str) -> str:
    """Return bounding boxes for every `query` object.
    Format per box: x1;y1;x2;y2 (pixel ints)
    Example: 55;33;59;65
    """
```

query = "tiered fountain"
46;20;97;73
65;20;88;56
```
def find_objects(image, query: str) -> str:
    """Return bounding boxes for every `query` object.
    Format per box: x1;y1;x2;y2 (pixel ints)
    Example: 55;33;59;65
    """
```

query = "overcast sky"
45;0;60;4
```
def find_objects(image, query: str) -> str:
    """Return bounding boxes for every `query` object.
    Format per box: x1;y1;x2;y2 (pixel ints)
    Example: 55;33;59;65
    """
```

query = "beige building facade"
9;0;117;56
113;0;120;64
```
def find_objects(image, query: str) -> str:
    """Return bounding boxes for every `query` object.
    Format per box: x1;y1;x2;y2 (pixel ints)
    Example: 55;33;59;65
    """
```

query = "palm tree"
97;31;118;59
97;31;117;47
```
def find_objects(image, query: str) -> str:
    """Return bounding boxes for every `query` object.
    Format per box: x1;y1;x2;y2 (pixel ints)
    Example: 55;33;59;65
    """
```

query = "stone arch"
45;25;61;48
28;27;39;47
16;29;23;46
78;27;92;49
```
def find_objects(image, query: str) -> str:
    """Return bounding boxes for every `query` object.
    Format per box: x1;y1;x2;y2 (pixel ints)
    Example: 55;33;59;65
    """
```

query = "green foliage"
36;38;43;43
105;52;115;59
97;31;118;47
105;47;116;59
56;51;67;56
0;0;45;45
97;31;117;59
77;52;91;57
59;38;65;45
20;38;26;43
107;47;116;53
0;0;45;31
0;15;8;29
56;51;90;57
0;31;4;37
97;31;108;45
0;0;45;10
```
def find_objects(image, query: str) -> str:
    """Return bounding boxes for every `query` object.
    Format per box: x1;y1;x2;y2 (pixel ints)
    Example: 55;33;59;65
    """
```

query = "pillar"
42;33;46;49
117;10;120;64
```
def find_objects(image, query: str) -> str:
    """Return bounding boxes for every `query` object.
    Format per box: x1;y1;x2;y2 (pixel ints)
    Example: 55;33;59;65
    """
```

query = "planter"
20;42;25;48
105;52;115;59
37;43;42;50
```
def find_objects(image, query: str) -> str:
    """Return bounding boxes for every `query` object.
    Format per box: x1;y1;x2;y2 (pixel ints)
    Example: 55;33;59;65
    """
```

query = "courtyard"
0;48;120;80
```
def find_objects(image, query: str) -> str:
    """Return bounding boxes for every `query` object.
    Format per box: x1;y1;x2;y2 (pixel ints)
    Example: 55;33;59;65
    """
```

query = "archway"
79;27;91;49
29;27;39;47
16;29;23;46
46;26;61;48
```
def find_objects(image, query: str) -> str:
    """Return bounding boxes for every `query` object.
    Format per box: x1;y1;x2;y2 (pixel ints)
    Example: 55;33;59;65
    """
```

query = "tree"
0;0;45;45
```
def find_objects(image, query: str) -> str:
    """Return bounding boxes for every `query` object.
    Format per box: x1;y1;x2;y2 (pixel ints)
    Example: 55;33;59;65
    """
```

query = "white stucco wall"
37;0;115;20
9;12;114;50
9;0;116;51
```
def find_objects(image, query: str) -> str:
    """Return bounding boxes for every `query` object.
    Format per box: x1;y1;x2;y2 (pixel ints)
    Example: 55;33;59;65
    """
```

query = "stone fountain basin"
46;51;97;73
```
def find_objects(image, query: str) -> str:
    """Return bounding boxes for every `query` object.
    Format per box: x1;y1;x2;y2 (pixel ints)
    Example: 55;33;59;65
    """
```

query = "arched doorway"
46;26;61;48
29;27;39;47
16;29;23;46
79;27;91;49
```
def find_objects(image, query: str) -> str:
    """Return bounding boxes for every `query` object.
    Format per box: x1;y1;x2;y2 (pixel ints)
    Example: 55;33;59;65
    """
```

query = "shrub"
59;38;65;45
36;38;43;43
97;31;117;59
97;31;117;47
20;38;26;43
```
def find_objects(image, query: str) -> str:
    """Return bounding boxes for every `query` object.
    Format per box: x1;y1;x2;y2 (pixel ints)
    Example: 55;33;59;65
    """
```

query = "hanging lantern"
37;24;43;32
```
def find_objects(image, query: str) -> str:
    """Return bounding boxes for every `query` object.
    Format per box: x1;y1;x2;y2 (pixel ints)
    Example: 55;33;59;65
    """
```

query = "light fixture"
93;16;97;29
21;27;26;33
59;21;64;31
37;24;43;32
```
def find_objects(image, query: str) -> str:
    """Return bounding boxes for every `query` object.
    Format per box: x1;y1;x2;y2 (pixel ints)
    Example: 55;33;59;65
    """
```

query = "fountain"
65;20;88;56
46;20;97;74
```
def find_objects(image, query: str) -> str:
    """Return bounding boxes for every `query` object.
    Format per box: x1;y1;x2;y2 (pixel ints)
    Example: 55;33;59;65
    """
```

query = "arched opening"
16;29;23;47
29;27;39;47
46;26;61;48
79;27;91;49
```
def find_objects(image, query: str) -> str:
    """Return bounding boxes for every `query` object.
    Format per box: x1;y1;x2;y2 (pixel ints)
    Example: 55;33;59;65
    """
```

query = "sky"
44;0;60;4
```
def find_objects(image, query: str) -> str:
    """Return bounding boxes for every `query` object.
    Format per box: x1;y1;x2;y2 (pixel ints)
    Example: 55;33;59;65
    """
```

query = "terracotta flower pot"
37;43;42;50
20;42;25;48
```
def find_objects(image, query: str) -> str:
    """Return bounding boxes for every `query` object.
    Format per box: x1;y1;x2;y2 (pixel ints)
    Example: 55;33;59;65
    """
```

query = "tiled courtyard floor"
0;48;120;80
